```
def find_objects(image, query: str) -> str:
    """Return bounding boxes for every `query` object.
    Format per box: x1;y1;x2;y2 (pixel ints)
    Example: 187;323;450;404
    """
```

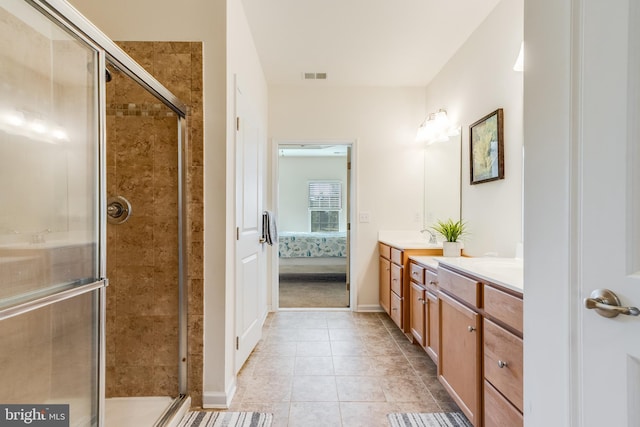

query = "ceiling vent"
302;72;327;80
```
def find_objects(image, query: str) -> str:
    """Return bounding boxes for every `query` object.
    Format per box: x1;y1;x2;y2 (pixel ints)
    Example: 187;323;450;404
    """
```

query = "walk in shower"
103;56;187;427
0;1;189;426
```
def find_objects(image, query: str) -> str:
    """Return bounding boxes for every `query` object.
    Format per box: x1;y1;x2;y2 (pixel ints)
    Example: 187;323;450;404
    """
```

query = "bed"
278;231;347;258
278;231;347;277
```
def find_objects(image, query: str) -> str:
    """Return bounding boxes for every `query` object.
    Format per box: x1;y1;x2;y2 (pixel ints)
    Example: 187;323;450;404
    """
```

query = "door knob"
584;288;640;318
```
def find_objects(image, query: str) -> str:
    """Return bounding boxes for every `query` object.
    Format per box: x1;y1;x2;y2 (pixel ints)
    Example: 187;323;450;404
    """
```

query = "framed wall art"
469;108;504;185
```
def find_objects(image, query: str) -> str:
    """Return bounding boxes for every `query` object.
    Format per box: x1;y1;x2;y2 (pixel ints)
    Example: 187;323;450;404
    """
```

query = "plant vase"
442;241;461;257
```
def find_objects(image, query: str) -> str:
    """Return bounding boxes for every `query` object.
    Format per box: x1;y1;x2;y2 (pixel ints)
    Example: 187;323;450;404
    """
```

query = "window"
308;181;341;232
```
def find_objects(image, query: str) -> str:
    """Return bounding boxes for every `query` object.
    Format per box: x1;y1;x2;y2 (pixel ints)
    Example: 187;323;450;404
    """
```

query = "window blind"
308;181;342;210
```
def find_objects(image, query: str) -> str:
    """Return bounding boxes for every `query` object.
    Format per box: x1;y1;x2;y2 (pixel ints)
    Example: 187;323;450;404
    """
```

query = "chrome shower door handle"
584;288;640;318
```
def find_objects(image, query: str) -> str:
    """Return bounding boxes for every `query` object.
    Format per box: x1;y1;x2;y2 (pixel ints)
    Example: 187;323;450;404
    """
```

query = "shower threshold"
105;395;190;427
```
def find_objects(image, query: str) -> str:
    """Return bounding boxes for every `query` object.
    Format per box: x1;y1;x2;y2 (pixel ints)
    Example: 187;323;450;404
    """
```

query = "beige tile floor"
227;311;462;427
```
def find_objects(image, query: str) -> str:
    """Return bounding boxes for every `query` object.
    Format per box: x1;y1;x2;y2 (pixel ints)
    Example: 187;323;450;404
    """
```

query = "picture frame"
469;108;504;185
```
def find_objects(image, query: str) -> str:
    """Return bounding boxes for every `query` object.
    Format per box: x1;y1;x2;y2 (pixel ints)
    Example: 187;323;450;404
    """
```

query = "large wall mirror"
424;131;462;231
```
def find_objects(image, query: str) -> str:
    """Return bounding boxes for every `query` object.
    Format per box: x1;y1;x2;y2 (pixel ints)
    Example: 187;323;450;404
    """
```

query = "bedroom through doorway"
276;143;352;308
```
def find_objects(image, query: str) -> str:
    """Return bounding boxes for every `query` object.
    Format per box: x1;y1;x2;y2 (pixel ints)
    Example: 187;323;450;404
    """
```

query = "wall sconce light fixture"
415;109;459;144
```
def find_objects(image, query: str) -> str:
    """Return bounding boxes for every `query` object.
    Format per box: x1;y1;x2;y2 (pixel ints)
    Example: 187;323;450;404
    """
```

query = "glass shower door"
0;1;103;426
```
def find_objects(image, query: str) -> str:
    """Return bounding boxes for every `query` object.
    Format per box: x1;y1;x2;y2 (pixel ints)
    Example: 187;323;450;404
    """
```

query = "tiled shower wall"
105;42;204;405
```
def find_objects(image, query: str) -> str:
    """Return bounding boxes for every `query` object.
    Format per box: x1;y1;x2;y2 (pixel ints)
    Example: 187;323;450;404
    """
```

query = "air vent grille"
302;72;328;80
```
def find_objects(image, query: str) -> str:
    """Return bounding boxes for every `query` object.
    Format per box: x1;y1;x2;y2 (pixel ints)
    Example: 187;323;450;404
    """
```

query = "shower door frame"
21;0;190;425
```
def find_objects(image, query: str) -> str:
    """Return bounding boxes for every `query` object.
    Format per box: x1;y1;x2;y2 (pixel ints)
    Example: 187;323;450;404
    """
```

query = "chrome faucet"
420;229;438;244
31;228;51;244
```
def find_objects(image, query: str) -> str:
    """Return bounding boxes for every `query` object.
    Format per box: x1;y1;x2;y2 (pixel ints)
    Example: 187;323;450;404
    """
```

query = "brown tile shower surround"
222;311;460;427
106;42;204;405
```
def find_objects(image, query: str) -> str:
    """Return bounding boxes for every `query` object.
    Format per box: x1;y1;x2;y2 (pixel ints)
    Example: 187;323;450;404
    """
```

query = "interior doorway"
276;143;352;309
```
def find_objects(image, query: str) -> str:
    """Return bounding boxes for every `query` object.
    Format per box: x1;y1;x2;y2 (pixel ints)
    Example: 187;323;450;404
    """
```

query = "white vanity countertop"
378;230;442;250
436;257;523;293
409;256;439;270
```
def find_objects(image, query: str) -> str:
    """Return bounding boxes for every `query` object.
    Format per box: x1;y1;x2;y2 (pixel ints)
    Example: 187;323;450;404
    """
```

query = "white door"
235;79;266;371
577;0;640;424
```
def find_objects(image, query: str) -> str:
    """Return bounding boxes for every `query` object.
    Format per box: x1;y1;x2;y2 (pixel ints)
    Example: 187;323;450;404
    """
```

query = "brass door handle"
584;289;640;318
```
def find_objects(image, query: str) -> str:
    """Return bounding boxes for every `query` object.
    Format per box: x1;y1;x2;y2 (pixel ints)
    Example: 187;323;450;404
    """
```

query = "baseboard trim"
202;380;237;409
356;304;385;312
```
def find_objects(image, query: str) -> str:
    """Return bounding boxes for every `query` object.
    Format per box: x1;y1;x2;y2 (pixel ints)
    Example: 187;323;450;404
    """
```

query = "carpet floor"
387;412;472;427
279;276;348;308
177;411;272;427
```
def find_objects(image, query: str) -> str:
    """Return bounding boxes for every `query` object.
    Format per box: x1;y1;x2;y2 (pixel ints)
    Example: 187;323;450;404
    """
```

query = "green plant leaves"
431;219;467;243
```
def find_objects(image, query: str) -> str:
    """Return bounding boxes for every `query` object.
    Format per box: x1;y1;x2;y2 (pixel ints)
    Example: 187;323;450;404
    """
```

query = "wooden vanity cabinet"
437;264;523;427
378;243;440;332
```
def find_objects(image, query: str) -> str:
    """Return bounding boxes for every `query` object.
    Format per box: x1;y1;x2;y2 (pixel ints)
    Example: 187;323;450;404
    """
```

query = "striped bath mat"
177;411;272;427
388;412;472;427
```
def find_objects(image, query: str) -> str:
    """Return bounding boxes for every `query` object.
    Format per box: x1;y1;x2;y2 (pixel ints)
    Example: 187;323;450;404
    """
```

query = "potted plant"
431;219;467;257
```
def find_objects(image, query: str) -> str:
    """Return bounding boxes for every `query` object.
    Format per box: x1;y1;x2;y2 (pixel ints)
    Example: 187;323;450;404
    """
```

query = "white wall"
269;86;425;310
523;0;573;424
69;0;269;407
278;156;348;232
424;0;524;257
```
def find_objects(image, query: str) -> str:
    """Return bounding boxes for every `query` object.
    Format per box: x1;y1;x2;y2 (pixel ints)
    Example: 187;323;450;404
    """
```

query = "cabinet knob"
429;280;437;286
467;326;476;332
418;297;424;302
497;360;508;368
392;307;398;311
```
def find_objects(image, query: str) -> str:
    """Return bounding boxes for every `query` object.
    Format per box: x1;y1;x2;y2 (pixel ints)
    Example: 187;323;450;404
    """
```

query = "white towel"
262;210;277;245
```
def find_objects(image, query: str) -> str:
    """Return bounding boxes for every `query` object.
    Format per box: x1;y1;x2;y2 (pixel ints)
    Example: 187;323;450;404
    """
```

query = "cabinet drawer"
437;267;480;307
483;319;523;412
391;263;403;296
390;291;403;328
484;380;523;427
425;269;438;293
410;262;425;285
390;247;403;265
379;243;391;259
484;285;523;334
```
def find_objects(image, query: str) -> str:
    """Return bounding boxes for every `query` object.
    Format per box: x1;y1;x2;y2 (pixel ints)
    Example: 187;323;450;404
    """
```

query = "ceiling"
241;0;502;87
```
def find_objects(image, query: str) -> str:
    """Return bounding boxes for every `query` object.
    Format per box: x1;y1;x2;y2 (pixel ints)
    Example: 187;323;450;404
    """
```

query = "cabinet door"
410;282;426;346
379;257;391;314
426;291;439;363
390;291;403;328
390;262;403;296
439;293;481;426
